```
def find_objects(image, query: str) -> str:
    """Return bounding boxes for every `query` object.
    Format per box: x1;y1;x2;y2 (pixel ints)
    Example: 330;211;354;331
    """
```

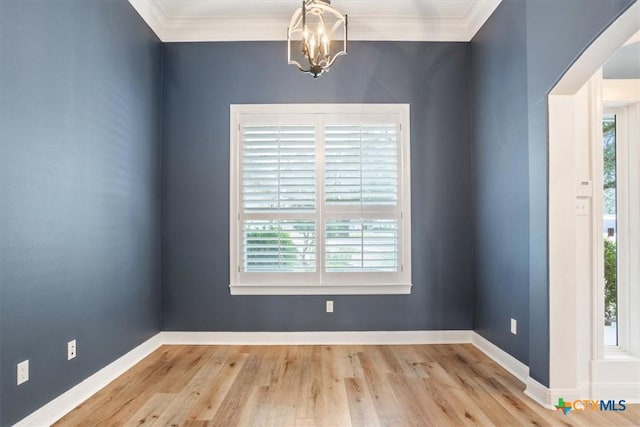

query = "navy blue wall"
161;42;474;332
472;0;636;387
2;1;637;422
471;0;530;366
0;0;162;424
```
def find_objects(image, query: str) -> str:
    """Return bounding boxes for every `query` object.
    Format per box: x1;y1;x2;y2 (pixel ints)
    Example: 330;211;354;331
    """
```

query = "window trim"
598;102;640;359
229;104;412;295
599;104;640;358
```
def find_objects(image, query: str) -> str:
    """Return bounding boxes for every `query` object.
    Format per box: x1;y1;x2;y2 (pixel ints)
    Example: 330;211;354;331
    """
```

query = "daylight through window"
229;104;412;295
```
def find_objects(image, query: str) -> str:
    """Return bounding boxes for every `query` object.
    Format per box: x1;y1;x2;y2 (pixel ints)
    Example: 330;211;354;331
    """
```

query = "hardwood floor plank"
125;393;175;427
385;372;445;425
204;350;259;426
453;375;525;426
319;347;352;427
331;345;365;381
390;345;430;378
475;375;553;426
189;348;249;422
151;348;224;426
155;346;212;393
416;363;498;427
240;346;302;427
55;346;184;426
295;346;324;421
294;418;319;427
56;344;640;427
357;350;403;420
344;377;381;427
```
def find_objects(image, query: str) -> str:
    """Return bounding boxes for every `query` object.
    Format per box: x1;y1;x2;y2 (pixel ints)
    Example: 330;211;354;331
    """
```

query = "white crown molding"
349;18;473;42
465;0;501;40
129;0;170;41
128;1;501;42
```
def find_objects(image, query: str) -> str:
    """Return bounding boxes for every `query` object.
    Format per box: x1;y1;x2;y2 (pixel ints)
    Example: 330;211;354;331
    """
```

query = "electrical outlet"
17;360;29;385
326;300;334;313
511;318;517;335
68;340;77;360
576;199;589;216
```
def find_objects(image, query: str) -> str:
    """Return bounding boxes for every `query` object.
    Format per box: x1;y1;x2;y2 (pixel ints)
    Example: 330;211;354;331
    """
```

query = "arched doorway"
543;1;640;407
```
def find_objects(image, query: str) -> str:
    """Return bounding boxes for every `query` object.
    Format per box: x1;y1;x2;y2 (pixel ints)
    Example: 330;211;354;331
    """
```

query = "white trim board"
13;334;163;427
127;0;501;42
523;377;582;410
524;377;640;408
591;384;640;404
471;332;529;383
14;330;539;426
161;330;472;346
551;1;640;95
546;1;640;410
524;377;556;410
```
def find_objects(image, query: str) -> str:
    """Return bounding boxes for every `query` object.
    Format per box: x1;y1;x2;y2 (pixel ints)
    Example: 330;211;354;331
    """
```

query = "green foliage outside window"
604;239;617;325
245;226;296;269
603;116;617;327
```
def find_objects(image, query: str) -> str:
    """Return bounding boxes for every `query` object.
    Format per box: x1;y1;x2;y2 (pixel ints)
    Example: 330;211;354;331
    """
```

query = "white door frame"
536;1;640;407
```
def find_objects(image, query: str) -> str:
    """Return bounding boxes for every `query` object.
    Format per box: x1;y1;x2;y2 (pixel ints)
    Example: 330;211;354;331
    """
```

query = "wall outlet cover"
17;360;29;385
68;340;77;360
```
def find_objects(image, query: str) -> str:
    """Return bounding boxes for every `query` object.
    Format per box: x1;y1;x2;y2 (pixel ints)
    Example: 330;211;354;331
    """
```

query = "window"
599;104;640;357
229;104;411;295
602;114;618;346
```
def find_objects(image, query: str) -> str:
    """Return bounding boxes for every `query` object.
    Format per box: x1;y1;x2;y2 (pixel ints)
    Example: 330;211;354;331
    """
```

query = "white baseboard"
524;377;640;408
471;332;529;383
160;330;473;345
524;377;582;409
591;384;640;403
590;358;640;402
13;334;163;427
524;377;555;409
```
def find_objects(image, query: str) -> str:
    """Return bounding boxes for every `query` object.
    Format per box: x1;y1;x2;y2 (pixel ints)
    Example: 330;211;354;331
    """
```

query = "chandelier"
287;0;348;78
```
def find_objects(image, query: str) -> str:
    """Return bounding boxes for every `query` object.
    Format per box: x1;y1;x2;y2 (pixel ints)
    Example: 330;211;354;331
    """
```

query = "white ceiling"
129;0;502;42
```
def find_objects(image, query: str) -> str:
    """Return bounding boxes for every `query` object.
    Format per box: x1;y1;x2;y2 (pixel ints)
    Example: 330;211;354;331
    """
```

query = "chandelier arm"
324;50;347;69
328;20;343;37
302;0;306;36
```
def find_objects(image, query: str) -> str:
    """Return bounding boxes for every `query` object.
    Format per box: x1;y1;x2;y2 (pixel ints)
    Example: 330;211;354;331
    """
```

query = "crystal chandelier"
287;0;348;78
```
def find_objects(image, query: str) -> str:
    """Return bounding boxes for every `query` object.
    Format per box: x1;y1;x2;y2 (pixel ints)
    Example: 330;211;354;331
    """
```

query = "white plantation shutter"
326;220;398;272
242;125;316;211
324;124;400;275
325;124;398;206
230;105;411;295
243;220;316;272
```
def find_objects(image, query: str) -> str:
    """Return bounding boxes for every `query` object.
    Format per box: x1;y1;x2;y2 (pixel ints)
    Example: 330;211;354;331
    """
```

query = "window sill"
604;347;640;361
229;283;412;296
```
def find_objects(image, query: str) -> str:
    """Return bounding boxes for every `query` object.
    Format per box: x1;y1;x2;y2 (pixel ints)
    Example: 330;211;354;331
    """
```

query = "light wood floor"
56;344;640;426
